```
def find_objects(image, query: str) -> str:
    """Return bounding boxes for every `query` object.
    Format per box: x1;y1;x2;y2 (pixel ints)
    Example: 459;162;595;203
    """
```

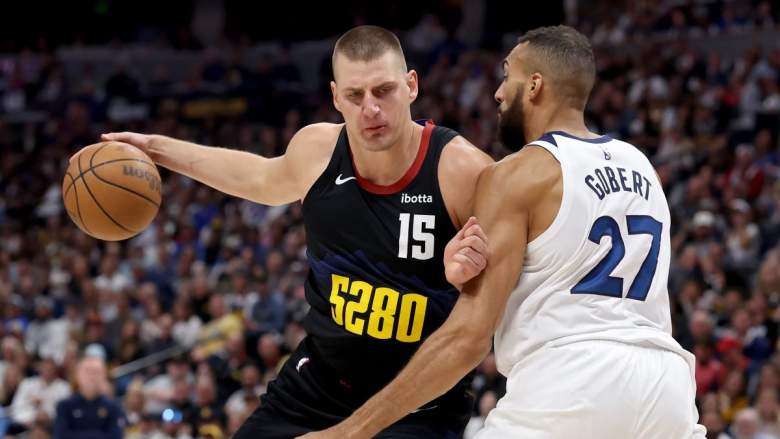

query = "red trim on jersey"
352;120;434;195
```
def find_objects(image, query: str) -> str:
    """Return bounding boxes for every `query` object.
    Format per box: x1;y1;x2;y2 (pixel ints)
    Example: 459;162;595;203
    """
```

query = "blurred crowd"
0;1;779;438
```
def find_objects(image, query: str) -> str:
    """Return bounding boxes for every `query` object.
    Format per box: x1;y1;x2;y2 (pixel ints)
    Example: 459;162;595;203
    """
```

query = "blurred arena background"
1;0;779;438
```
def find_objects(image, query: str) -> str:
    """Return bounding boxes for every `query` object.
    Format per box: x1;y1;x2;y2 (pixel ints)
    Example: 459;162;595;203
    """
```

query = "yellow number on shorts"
367;287;399;339
396;293;427;342
344;281;372;335
329;274;350;325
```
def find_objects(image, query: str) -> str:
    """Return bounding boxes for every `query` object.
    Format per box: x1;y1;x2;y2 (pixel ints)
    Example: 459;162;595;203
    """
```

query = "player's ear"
528;73;543;101
407;70;419;102
331;81;342;112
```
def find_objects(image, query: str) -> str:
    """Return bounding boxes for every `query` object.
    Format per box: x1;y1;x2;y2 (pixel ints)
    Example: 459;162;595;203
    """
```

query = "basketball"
62;141;162;241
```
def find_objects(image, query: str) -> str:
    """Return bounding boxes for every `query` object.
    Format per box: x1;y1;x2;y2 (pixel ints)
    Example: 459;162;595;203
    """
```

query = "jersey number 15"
398;213;435;260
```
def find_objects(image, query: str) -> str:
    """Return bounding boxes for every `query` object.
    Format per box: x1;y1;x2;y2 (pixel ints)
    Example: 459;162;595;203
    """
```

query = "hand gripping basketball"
68;132;154;164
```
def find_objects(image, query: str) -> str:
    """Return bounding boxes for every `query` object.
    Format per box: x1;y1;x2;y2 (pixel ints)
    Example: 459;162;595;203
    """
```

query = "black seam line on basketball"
78;150;136;234
90;166;161;209
63;157;155;199
65;171;91;235
78;142;110;200
88;142;160;208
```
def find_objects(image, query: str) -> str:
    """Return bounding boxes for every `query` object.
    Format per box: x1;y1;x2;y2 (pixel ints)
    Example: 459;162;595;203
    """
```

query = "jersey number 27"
572;215;662;301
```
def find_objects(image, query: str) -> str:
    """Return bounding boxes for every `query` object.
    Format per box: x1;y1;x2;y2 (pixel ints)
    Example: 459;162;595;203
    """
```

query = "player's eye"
375;86;393;97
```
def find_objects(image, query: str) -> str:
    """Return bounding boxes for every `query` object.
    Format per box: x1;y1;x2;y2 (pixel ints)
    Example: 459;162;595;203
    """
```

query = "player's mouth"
365;124;387;135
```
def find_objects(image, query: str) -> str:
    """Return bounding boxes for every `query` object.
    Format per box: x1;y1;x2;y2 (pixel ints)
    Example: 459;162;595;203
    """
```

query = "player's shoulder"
439;135;493;176
289;123;343;149
483;144;561;203
286;123;342;161
494;144;559;182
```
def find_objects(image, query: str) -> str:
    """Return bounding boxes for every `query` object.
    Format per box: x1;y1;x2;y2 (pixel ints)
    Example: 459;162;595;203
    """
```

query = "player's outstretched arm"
299;147;556;439
71;123;339;206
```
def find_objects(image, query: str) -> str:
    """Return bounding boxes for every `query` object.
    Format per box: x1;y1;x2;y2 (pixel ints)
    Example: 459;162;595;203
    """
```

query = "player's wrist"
145;134;168;162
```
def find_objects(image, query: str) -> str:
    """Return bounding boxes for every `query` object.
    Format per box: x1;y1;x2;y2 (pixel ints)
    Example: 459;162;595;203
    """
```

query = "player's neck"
530;106;594;142
351;121;423;186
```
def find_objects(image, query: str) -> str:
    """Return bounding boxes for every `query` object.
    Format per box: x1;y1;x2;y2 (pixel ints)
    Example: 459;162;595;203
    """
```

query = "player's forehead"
334;52;405;89
505;42;531;71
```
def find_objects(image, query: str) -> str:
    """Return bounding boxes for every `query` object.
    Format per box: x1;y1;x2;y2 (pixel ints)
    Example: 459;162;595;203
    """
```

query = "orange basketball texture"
62;141;161;241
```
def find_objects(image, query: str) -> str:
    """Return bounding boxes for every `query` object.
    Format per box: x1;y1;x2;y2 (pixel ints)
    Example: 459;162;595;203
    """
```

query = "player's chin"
363;135;393;151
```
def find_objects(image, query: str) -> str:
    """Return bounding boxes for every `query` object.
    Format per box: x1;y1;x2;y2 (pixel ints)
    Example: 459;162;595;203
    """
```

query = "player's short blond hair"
332;25;407;80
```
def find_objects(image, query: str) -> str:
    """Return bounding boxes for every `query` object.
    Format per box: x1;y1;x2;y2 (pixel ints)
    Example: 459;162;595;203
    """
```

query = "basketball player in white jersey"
302;25;706;439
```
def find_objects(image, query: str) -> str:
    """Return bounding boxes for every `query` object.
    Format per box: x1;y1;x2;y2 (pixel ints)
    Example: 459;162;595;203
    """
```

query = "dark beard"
498;87;527;152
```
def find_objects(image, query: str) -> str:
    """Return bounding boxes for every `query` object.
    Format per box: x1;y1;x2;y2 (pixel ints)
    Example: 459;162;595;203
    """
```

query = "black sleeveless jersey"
301;120;470;404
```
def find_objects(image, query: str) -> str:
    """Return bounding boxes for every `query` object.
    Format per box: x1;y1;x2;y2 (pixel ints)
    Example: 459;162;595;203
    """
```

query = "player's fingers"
452;253;483;281
459;235;488;256
102;132;148;149
101;132;127;141
451;254;475;274
458;247;485;268
464;222;488;243
457;216;478;239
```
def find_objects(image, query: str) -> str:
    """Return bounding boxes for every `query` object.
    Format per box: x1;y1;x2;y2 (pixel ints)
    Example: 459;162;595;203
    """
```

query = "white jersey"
494;131;688;377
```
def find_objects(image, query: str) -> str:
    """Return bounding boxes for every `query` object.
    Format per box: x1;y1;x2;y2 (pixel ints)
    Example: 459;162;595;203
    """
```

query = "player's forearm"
341;327;490;438
146;135;274;203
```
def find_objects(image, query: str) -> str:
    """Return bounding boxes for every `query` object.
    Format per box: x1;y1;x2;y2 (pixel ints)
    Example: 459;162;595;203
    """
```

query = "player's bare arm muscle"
301;146;561;439
77;123;341;206
438;136;494;287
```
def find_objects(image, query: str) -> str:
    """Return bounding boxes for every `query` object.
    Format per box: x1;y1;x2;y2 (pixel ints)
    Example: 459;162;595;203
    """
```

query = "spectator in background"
731;407;777;439
122;378;146;436
187;373;225;439
172;299;203;349
225;364;265;420
8;357;70;432
255;333;282;379
247;277;286;335
721;370;751;424
0;364;23;412
727;199;762;274
701;409;731;439
24;297;69;364
53;355;123;439
756;388;780;437
143;356;193;415
696;342;724;397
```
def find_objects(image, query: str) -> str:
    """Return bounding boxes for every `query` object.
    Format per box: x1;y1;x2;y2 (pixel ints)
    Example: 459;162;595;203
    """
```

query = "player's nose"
494;87;504;104
362;100;381;117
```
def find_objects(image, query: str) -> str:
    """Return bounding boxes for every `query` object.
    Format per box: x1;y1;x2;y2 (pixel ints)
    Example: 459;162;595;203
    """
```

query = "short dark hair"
517;25;596;109
332;25;406;79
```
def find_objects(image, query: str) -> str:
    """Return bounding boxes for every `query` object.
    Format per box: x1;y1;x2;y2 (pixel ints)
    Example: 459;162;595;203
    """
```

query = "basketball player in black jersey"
74;26;493;437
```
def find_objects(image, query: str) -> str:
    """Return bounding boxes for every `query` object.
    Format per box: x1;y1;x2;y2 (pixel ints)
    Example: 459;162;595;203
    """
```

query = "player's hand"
444;216;489;290
68;132;155;164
